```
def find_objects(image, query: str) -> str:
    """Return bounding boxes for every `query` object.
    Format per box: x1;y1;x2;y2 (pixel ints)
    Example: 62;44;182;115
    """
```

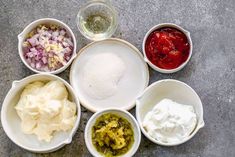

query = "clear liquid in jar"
85;14;111;33
79;12;114;40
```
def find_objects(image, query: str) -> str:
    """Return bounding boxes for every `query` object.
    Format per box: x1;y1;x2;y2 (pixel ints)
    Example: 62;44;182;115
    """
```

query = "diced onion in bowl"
23;24;74;72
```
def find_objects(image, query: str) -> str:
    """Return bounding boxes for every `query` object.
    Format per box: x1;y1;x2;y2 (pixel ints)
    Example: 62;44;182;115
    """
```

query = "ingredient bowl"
142;23;193;73
70;38;149;112
76;0;118;41
136;79;204;146
18;18;77;74
85;108;141;157
1;74;81;153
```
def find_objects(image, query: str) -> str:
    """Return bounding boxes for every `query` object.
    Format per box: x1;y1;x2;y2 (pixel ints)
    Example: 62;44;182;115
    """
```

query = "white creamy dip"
15;80;77;142
143;99;197;143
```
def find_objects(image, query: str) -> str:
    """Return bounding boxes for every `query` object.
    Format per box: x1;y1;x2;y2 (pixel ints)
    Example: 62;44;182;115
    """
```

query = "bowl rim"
18;18;77;74
136;79;205;146
1;74;81;153
69;38;150;112
142;23;193;73
84;108;141;157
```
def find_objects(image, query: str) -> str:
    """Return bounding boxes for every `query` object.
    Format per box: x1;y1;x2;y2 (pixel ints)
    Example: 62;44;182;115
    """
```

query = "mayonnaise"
143;99;197;143
15;80;77;142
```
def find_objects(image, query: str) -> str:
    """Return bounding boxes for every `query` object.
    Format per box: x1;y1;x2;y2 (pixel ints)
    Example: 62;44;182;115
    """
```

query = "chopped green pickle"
92;113;134;157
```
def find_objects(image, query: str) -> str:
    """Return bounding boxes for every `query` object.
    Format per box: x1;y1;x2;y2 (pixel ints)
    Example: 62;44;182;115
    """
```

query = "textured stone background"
0;0;234;156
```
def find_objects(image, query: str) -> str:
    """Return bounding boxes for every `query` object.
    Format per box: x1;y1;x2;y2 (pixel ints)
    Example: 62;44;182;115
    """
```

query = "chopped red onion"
23;24;74;72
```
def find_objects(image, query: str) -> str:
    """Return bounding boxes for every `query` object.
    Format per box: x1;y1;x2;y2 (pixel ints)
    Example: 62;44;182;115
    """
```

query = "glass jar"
76;0;118;41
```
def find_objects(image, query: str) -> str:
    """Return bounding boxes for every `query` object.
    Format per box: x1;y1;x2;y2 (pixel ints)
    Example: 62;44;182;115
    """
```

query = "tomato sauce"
145;27;190;69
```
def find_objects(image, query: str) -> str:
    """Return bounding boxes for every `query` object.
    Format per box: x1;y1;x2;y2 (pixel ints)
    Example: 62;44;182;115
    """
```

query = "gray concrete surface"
0;0;234;156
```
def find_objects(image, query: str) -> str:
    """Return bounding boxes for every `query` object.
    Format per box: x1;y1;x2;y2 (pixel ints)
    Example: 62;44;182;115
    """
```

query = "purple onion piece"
23;24;74;72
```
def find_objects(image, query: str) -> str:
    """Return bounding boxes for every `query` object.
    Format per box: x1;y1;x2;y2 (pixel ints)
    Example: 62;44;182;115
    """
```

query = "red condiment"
145;27;190;69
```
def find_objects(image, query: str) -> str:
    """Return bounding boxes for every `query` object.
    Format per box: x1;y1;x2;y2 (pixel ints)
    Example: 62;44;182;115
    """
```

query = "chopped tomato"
145;27;190;70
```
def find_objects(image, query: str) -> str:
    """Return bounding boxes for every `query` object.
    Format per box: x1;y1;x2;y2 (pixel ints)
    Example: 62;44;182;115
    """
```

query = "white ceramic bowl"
18;18;77;74
70;38;149;112
142;23;193;73
136;79;204;146
1;74;81;153
85;108;141;157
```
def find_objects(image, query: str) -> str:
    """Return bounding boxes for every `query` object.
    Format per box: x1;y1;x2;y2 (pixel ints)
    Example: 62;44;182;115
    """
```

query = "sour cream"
143;99;197;143
15;80;77;142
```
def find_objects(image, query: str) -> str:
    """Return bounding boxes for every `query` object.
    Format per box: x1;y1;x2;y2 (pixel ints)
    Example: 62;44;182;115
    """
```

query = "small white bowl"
142;23;193;73
136;79;204;146
1;74;81;153
85;108;141;157
18;18;77;74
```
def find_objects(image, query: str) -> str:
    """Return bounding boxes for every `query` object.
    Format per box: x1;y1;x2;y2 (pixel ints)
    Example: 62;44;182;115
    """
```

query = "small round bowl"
136;79;204;146
18;18;77;74
85;108;141;157
142;23;193;73
76;0;118;41
1;74;81;153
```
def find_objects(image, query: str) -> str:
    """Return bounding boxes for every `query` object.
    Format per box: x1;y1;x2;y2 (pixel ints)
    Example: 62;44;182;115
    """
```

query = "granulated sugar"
82;53;126;99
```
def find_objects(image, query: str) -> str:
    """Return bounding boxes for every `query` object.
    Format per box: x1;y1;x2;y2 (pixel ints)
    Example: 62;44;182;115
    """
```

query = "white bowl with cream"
1;74;81;153
136;79;204;146
18;18;77;74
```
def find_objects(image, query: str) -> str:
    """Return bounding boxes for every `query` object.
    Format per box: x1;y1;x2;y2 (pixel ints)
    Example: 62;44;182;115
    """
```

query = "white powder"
83;53;126;99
